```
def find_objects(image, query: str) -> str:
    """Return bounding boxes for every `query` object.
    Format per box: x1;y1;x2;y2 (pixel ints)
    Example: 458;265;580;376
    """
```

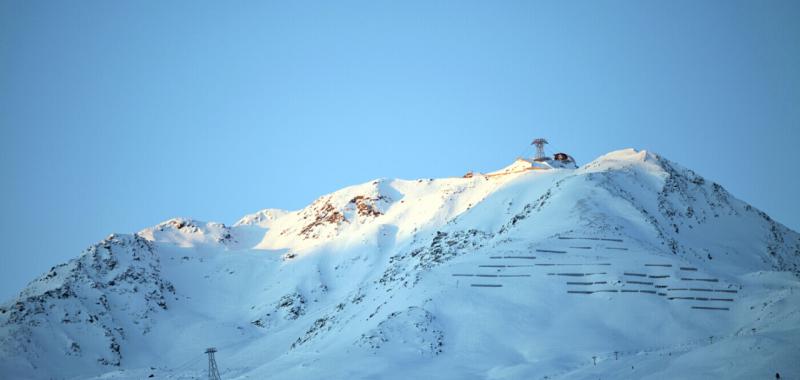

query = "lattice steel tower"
205;347;222;380
531;138;549;160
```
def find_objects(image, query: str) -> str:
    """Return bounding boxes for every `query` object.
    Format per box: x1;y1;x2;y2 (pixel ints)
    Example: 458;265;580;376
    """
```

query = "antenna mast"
205;347;222;380
531;138;549;160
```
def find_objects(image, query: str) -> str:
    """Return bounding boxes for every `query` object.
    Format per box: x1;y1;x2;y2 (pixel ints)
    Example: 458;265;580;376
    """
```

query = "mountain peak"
234;208;290;228
137;218;233;248
580;148;663;172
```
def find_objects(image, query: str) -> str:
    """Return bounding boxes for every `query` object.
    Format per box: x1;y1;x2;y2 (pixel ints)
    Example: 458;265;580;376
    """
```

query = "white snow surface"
1;148;799;380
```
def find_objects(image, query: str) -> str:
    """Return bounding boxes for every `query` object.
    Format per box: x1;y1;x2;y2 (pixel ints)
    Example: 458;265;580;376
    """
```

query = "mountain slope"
1;148;798;380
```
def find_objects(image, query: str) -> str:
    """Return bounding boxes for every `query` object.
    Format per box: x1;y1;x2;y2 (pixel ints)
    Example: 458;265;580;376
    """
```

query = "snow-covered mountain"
2;149;799;380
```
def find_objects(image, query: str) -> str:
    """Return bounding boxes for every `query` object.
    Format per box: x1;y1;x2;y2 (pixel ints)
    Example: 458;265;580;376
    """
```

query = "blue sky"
1;0;798;300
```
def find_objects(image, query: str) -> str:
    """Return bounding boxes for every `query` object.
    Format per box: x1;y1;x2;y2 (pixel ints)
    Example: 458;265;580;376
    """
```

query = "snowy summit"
1;148;799;380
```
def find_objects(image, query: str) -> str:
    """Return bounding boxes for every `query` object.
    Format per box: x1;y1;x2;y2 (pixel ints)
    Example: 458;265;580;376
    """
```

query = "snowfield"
1;149;798;380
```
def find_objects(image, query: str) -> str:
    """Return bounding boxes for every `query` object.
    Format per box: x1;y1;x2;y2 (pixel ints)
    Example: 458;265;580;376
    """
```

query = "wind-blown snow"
1;149;798;380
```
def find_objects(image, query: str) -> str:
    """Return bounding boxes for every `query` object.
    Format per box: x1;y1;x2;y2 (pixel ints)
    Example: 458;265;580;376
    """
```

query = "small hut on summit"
553;152;575;164
468;138;577;178
526;138;576;169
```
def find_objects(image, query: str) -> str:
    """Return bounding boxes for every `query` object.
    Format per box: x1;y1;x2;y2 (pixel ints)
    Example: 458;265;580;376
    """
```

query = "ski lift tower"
531;138;549;160
205;347;222;380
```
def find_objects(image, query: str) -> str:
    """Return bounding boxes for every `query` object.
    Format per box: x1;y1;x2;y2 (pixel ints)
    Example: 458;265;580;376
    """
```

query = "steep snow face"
576;149;800;275
0;234;175;379
1;149;799;380
252;171;547;252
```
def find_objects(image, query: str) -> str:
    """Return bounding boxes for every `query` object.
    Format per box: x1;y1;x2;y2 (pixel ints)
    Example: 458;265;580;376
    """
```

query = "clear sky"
1;0;798;301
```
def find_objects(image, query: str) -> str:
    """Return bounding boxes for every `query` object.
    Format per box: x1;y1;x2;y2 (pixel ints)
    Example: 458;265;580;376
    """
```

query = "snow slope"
1;148;798;380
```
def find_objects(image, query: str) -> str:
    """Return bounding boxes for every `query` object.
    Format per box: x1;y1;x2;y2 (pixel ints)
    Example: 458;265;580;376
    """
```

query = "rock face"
1;149;799;380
